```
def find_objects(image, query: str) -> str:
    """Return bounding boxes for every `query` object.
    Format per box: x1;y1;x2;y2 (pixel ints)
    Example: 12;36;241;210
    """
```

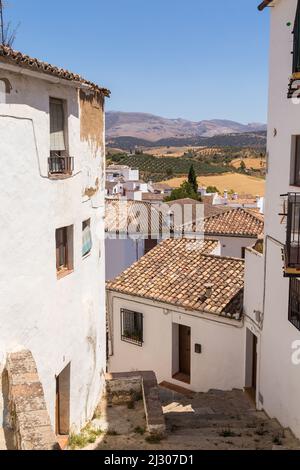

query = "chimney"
233;192;238;200
224;190;228;200
204;283;214;299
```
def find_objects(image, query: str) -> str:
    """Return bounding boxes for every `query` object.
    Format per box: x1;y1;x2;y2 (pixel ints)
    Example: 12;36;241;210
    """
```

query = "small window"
292;136;300;186
121;309;143;346
50;98;66;152
293;1;300;74
56;226;73;277
82;219;92;257
289;278;300;331
241;247;246;259
0;80;6;104
0;78;11;104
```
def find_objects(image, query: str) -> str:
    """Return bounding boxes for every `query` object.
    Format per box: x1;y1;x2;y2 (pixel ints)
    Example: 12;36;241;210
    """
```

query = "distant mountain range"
106;111;267;142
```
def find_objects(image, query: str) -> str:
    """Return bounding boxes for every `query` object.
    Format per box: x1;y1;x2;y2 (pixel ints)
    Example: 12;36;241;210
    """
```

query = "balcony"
48;154;74;177
282;193;300;277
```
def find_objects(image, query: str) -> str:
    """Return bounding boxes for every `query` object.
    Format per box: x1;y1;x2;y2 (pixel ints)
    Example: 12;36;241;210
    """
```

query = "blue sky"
5;0;270;123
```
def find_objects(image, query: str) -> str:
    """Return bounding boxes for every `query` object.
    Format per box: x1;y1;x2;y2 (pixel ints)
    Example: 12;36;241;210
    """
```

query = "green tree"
188;164;198;194
165;181;199;202
240;160;246;173
206;186;220;194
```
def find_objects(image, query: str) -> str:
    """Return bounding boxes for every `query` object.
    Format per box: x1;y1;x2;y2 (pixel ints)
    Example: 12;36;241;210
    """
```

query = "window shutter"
50;99;66;151
293;1;300;73
82;222;92;257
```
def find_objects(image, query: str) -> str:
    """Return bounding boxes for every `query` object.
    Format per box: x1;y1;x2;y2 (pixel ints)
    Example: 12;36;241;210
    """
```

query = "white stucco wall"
259;0;300;439
244;247;264;325
105;238;145;281
108;294;245;393
207;235;256;258
0;67;107;433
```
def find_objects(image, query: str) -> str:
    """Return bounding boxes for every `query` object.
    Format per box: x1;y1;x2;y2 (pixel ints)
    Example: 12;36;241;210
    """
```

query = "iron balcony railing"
281;192;300;276
48;155;74;176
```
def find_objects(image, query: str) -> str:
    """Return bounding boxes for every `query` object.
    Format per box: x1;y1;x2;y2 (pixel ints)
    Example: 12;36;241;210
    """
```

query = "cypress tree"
188;164;198;194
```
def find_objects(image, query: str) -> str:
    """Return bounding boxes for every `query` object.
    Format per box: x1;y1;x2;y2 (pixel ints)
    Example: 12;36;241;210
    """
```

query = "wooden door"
179;325;191;377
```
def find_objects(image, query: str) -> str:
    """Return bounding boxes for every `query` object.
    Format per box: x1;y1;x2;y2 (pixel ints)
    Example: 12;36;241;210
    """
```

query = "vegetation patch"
134;426;146;435
219;428;241;438
145;434;163;444
68;424;103;450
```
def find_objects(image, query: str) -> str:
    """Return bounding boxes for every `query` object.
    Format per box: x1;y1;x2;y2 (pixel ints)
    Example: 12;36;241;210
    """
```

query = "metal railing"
48;155;74;176
281;193;300;272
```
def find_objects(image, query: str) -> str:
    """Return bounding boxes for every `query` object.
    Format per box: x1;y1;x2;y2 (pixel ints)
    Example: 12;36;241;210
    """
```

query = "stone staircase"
159;387;300;450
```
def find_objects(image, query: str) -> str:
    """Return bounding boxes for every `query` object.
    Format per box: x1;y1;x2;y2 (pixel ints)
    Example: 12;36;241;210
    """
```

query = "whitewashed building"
105;199;166;280
242;0;300;439
0;46;109;438
106;165;139;182
107;238;246;392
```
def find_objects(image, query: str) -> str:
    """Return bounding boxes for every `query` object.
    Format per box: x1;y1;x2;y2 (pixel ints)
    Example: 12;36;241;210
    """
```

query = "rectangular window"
241;247;246;259
82;219;92;257
291;136;300;187
56;226;73;277
289;278;300;331
121;309;143;346
50;98;66;152
293;1;300;74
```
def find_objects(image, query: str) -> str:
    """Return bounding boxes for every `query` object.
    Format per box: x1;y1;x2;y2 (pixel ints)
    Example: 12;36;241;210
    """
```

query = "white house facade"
243;0;300;439
0;46;109;437
107;238;246;392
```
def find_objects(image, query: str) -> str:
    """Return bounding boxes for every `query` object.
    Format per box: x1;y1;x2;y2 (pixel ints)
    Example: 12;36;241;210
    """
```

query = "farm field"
161;173;266;196
231;157;266;170
143;146;206;158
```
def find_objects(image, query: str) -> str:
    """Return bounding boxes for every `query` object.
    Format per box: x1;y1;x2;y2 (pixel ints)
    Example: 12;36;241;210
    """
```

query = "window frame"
120;309;144;347
56;225;74;278
290;136;300;187
293;1;300;74
289;278;300;331
82;219;92;258
49;97;68;154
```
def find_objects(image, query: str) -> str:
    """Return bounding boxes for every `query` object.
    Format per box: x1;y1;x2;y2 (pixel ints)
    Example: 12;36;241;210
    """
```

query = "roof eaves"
0;45;111;97
258;0;273;11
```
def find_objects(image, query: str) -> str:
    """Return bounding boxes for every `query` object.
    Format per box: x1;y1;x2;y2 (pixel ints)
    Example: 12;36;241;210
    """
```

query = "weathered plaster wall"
0;68;106;433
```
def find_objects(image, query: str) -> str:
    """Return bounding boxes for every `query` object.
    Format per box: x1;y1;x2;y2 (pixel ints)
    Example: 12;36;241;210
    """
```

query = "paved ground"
84;387;300;451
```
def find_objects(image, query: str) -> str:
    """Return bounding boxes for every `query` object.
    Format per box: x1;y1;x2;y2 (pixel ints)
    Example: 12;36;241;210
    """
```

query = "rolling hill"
106;111;266;142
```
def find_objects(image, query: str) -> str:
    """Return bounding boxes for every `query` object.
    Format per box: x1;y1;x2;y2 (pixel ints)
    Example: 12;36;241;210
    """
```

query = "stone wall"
5;350;59;450
105;371;166;436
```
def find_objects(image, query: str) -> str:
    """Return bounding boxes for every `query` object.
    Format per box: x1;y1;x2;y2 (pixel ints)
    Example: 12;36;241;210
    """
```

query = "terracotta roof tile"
107;238;244;317
204;208;264;237
0;45;110;96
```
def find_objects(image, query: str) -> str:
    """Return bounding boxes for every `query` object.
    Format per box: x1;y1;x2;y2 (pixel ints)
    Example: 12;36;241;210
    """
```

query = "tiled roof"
166;198;231;219
107;238;244;317
142;193;165;202
0;45;110;97
204;208;264;237
105;199;167;236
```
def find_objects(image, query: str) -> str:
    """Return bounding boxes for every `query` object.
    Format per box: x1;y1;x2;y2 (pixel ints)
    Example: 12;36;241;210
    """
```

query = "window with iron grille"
289;278;300;331
121;309;143;346
285;193;300;270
